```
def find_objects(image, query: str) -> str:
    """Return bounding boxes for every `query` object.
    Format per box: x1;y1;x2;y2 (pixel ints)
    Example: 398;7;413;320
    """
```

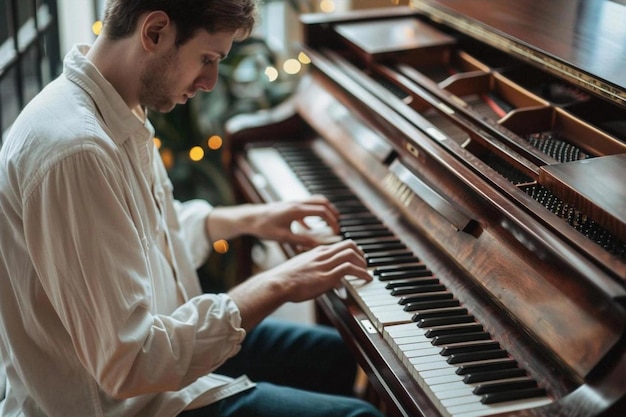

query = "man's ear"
140;11;172;51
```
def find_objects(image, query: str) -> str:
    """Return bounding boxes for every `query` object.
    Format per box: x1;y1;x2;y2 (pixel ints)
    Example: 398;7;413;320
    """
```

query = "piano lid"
410;0;626;107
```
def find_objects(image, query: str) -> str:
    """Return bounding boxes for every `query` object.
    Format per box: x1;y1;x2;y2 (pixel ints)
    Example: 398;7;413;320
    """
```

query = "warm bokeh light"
283;58;302;75
92;21;103;36
298;52;311;65
207;135;223;150
213;239;229;254
153;137;162;149
189;146;204;162
320;0;336;13
160;148;174;170
264;66;279;82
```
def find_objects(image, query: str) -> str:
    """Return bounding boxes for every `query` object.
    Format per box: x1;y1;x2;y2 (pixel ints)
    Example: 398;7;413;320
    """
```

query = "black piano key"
403;299;460;312
327;196;363;205
335;205;371;214
343;230;394;240
455;359;518;375
373;263;428;275
412;306;468;321
447;348;508;364
341;224;389;233
332;198;366;207
385;277;440;289
359;241;407;253
472;377;538;395
481;387;548;404
339;212;380;222
417;314;475;327
365;250;415;261
439;340;500;356
300;179;337;187
430;331;490;346
341;217;383;227
353;237;402;247
367;254;416;267
300;176;344;185
399;292;454;306
368;256;421;267
463;367;527;384
299;176;335;183
301;177;346;185
283;160;319;168
378;268;432;280
390;284;446;296
424;323;483;338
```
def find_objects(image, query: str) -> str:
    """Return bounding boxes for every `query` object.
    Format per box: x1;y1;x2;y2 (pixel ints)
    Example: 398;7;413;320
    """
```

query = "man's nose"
194;67;219;92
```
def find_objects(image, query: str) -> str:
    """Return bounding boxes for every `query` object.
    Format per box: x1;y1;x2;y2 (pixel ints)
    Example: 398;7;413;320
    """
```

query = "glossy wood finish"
411;0;626;106
226;3;626;416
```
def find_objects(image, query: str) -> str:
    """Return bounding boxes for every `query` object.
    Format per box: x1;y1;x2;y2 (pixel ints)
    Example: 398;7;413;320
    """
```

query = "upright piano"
225;1;626;416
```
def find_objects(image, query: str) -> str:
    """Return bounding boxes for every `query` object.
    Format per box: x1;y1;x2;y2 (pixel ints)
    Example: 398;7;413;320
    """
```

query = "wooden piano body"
225;1;626;416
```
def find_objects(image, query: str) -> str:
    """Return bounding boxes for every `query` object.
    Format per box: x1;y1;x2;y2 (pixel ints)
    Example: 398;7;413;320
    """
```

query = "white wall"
57;0;97;56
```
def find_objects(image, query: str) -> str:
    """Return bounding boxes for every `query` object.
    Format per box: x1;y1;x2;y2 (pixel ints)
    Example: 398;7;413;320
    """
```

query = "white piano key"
443;394;487;407
435;386;475;400
385;322;423;335
430;380;470;393
423;371;466;386
247;147;311;201
449;397;552;417
397;339;435;352
371;309;416;326
434;376;541;404
421;367;460;380
393;335;426;346
401;343;440;359
412;356;455;372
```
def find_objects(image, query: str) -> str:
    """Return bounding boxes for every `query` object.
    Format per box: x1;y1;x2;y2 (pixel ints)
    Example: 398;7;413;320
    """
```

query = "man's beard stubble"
138;46;179;113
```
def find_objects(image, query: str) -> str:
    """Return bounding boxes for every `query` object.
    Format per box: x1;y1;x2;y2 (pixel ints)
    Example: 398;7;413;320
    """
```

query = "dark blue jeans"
179;318;384;417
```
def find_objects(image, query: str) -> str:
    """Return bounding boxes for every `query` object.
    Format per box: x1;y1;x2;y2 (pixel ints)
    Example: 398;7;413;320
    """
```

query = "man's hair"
102;0;258;45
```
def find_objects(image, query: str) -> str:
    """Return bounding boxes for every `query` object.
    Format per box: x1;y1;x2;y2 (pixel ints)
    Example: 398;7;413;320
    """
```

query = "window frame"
1;0;60;144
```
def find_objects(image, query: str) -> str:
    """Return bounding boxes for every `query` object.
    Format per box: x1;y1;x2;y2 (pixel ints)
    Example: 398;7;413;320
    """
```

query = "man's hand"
228;239;371;331
207;195;341;248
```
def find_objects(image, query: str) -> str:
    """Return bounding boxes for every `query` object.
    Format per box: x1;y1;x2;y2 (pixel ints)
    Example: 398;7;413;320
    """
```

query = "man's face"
138;30;236;112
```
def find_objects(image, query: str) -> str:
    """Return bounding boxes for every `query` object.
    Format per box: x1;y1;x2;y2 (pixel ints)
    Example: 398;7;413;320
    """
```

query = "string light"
264;66;279;82
213;239;229;254
92;20;103;36
320;0;336;13
189;146;204;162
207;135;223;150
282;58;301;75
160;148;175;170
298;52;311;65
153;137;162;149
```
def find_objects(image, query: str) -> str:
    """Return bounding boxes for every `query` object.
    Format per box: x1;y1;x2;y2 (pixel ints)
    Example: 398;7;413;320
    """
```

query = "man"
0;1;384;416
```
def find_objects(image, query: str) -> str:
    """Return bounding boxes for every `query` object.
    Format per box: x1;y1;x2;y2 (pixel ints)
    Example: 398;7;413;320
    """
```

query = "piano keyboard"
246;144;553;417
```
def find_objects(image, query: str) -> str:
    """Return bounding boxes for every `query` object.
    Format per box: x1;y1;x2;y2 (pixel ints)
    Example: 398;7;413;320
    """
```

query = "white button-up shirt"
0;44;253;417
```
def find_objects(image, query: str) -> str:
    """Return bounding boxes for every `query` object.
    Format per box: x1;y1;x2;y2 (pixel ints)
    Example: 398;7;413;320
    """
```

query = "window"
1;0;60;144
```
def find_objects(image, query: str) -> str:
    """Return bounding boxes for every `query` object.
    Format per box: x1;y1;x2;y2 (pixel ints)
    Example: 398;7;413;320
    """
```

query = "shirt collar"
63;44;151;145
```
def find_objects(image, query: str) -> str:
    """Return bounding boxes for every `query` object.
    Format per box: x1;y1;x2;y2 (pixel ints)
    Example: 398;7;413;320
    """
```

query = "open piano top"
225;1;626;416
